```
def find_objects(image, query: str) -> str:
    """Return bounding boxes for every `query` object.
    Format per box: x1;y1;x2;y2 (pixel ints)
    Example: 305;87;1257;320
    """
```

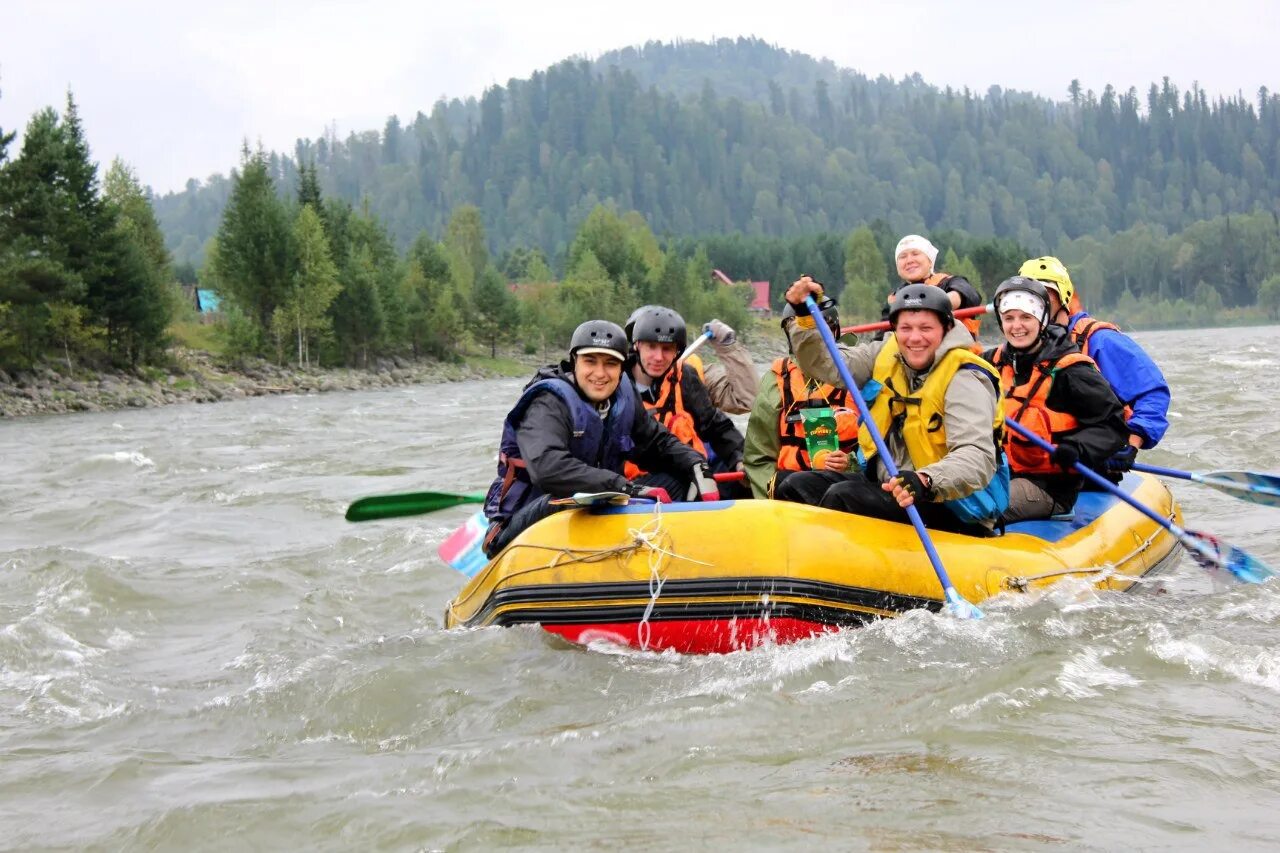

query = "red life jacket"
772;357;859;471
991;347;1096;476
624;364;707;480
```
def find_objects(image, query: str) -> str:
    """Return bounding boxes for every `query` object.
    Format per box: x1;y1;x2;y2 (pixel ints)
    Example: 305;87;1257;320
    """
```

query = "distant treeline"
153;37;1280;316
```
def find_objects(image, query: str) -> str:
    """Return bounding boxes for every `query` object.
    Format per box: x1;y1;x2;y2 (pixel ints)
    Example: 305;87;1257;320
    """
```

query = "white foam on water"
86;450;154;467
1209;355;1278;369
1055;645;1139;699
951;685;1054;717
1149;625;1280;693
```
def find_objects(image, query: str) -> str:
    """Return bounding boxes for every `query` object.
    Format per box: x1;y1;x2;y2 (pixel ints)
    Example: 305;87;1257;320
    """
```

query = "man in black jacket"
482;320;714;557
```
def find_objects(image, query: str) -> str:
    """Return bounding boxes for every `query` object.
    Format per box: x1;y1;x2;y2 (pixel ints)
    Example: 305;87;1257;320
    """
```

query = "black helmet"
993;276;1050;327
782;296;840;340
568;320;628;362
888;283;954;329
626;305;687;351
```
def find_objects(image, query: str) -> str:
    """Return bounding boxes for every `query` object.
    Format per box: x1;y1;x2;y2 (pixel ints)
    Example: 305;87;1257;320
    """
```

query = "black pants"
775;470;990;537
483;495;564;557
632;470;690;501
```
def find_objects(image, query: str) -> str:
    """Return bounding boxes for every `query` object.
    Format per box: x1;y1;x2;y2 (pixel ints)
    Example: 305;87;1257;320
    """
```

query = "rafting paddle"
1004;419;1275;584
1131;462;1280;509
678;328;713;364
840;304;992;337
345;490;486;522
803;294;984;619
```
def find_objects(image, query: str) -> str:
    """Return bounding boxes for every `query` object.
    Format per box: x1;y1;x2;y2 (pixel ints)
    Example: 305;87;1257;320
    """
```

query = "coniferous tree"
841;226;886;321
277;205;341;366
209;146;292;338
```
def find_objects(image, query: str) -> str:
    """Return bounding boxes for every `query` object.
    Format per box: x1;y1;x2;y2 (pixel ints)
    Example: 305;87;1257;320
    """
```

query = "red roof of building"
712;269;771;313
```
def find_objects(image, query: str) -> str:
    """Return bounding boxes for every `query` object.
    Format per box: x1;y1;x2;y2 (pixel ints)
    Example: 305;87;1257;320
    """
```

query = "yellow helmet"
1018;256;1074;307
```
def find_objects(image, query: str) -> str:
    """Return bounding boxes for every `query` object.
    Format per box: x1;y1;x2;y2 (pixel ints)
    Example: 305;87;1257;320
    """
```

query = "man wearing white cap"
884;235;984;338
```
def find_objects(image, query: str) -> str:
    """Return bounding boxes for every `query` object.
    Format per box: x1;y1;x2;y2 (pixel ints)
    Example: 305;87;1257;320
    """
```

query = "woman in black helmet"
481;320;711;557
983;277;1128;524
774;277;1007;536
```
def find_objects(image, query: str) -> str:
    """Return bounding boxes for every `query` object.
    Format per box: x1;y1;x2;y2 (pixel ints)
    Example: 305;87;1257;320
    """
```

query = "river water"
3;325;1279;850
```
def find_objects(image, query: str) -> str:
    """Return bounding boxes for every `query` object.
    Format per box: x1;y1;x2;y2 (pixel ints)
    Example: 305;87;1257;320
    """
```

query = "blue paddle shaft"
1003;420;1187;534
801;295;972;612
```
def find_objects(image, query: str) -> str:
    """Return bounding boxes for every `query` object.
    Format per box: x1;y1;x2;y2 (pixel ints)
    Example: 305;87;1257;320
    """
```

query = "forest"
3;38;1280;373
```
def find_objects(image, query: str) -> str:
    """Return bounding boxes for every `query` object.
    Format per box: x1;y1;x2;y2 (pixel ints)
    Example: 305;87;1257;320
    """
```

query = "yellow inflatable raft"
445;472;1181;653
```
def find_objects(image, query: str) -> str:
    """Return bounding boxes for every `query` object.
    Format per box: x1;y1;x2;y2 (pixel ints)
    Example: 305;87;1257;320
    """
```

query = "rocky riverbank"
0;349;539;418
1;330;791;419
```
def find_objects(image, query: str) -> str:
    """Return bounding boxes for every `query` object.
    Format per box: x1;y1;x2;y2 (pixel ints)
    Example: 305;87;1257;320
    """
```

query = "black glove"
1107;445;1138;473
895;470;933;502
1050;441;1081;472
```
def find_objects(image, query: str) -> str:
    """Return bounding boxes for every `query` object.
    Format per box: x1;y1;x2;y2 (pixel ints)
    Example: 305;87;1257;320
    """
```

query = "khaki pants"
1002;478;1073;524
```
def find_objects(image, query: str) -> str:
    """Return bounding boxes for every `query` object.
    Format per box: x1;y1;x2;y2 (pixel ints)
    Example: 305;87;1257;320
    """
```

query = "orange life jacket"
992;347;1095;476
623;364;708;480
1069;316;1121;359
924;272;982;338
772;357;860;471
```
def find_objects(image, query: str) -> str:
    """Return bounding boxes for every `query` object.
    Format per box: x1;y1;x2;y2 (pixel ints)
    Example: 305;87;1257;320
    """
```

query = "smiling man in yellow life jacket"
743;301;861;499
777;278;1008;536
982;277;1129;524
623;305;746;498
879;235;984;339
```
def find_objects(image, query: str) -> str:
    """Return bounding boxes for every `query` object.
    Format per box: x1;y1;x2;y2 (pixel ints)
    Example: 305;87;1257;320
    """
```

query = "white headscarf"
894;235;939;267
997;290;1048;324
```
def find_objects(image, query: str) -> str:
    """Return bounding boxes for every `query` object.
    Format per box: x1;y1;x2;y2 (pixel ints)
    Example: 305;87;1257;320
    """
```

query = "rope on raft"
447;503;711;629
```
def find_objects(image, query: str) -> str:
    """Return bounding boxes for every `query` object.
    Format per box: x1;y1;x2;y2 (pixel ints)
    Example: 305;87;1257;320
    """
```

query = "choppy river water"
3;325;1280;850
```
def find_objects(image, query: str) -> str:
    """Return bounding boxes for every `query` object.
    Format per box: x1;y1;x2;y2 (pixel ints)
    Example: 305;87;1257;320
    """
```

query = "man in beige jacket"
774;277;1006;536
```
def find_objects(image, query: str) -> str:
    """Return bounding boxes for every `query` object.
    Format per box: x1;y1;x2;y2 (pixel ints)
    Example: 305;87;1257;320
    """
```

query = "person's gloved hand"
687;463;720;502
629;485;672;504
882;470;932;507
784;275;826;312
1107;445;1138;473
1050;441;1081;472
703;319;736;346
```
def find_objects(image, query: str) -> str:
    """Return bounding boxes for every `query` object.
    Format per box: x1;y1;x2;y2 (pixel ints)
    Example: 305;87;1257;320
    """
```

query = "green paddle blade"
345;491;486;522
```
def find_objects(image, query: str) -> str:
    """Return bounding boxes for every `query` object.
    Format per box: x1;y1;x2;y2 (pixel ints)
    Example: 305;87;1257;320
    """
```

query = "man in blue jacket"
1019;257;1171;472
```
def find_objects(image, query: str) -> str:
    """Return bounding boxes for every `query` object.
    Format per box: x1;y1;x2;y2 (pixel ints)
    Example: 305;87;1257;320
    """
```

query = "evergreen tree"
209;146;292;337
279;205;341;366
330;244;384;366
841;226;885;321
0;107;86;362
472;266;519;357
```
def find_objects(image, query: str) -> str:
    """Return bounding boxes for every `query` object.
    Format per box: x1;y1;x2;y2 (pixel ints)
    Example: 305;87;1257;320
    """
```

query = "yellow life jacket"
857;336;1003;471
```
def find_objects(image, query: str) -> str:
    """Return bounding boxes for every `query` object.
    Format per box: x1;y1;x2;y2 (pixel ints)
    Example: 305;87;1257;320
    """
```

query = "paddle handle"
841;303;992;337
678;329;713;364
712;471;745;483
803;296;973;614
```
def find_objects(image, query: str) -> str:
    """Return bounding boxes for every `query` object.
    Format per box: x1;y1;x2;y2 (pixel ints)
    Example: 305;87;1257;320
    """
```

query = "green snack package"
800;406;840;467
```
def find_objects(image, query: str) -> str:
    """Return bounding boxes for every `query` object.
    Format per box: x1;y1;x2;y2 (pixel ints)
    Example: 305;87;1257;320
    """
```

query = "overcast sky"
1;0;1275;195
